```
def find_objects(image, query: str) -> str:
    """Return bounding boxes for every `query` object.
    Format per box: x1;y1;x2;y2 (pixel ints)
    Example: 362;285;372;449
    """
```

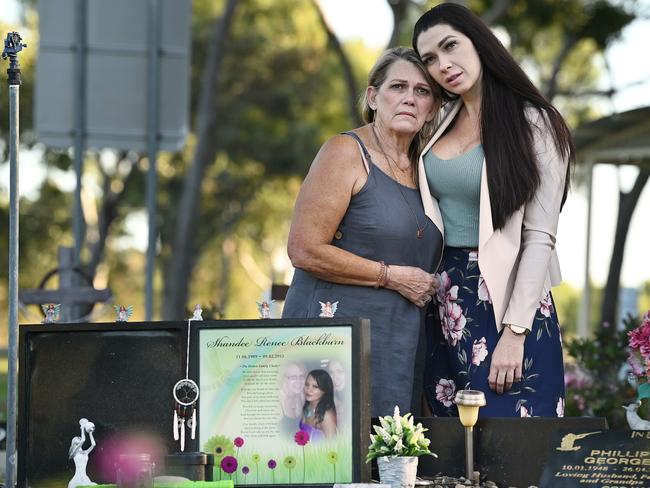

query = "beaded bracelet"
381;264;391;288
374;261;386;288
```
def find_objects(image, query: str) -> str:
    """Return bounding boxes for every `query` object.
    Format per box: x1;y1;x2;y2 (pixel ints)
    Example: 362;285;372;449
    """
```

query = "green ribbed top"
424;144;483;248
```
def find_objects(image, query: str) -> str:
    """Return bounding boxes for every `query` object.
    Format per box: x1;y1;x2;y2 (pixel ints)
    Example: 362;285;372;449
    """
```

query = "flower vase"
377;456;418;488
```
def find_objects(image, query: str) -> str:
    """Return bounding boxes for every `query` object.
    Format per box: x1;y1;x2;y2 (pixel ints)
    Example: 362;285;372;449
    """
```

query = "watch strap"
506;324;530;336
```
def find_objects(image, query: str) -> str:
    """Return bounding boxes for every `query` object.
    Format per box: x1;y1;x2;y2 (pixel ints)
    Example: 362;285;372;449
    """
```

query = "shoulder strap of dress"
341;131;371;174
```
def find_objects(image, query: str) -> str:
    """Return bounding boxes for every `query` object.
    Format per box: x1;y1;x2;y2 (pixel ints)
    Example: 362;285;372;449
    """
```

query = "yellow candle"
457;403;479;427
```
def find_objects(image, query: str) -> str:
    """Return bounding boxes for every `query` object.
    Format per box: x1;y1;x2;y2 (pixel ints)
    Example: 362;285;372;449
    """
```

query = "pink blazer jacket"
418;100;568;332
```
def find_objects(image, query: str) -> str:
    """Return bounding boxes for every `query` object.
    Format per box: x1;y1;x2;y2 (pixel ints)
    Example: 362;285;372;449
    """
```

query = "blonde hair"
360;47;439;165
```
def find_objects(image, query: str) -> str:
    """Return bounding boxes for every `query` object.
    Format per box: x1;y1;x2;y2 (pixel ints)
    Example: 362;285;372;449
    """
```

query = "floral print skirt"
424;247;565;417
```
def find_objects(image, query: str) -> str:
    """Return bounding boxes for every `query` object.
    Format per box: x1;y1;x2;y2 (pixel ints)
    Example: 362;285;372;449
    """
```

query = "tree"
159;0;351;318
162;0;239;319
2;0;640;324
600;168;650;331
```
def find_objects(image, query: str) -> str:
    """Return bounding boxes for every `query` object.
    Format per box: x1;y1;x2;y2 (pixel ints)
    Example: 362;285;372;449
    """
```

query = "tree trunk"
387;0;411;48
217;234;235;313
163;0;239;320
481;0;512;25
600;169;650;333
544;35;578;100
311;0;362;126
84;152;138;279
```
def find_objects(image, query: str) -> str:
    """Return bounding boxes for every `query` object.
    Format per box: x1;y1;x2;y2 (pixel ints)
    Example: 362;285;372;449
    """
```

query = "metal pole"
464;426;474;481
578;160;594;338
73;0;87;265
146;0;161;321
3;30;27;488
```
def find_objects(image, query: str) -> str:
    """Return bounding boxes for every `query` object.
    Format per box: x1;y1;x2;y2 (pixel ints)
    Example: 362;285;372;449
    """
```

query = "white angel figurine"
68;418;97;488
114;305;133;323
256;300;274;319
191;304;203;321
318;301;338;318
42;303;61;324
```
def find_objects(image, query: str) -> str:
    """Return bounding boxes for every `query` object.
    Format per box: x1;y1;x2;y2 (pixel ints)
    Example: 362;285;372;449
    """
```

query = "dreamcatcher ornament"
172;311;201;451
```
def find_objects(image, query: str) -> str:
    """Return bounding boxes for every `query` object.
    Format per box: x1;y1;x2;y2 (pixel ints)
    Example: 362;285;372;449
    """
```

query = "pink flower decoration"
628;314;650;381
556;397;565;417
441;301;466;346
539;293;554;318
629;321;650;359
435;378;456;407
477;275;492;303
233;436;245;448
294;430;310;446
471;337;488;366
627;354;646;377
267;459;277;470
221;456;238;474
242;466;250;475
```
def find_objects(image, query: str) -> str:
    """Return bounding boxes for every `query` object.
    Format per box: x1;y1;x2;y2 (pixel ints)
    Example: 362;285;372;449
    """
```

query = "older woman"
282;47;443;416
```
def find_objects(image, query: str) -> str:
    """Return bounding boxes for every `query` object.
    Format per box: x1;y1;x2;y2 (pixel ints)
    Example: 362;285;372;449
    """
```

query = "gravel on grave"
422;472;539;488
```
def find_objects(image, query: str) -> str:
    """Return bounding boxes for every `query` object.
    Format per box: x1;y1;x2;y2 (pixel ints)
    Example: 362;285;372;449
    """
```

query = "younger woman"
299;369;337;440
413;4;574;417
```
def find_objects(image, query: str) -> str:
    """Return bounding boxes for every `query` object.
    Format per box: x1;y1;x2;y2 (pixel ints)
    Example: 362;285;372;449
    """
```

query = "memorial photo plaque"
197;318;371;487
539;430;650;487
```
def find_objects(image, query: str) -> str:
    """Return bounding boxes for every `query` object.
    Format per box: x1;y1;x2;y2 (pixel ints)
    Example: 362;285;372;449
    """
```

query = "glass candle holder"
116;453;154;488
454;389;486;482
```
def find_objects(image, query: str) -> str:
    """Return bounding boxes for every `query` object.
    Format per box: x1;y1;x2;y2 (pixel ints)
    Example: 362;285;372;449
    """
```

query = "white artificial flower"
395;416;403;436
393;406;401;425
394;437;404;454
374;425;391;443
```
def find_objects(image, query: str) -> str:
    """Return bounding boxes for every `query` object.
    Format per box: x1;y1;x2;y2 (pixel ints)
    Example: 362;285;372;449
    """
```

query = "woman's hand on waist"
385;265;439;307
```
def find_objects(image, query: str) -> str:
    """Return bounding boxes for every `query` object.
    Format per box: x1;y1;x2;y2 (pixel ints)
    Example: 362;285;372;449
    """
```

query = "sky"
1;0;649;291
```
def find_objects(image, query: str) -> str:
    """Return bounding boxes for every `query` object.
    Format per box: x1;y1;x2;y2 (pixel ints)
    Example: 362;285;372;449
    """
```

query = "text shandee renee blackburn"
206;333;345;348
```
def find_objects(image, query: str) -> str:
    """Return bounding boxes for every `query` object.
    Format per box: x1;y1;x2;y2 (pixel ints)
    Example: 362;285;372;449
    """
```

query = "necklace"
371;124;427;239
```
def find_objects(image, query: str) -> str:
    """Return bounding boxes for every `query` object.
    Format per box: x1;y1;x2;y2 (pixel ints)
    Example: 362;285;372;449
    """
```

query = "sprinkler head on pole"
2;31;27;85
2;32;27;61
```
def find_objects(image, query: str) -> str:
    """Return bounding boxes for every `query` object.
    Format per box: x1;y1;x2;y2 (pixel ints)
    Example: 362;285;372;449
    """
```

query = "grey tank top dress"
282;132;443;416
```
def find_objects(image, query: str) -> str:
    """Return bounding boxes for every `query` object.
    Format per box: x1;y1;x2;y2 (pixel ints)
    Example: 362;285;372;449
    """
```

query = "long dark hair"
413;3;574;230
303;369;336;425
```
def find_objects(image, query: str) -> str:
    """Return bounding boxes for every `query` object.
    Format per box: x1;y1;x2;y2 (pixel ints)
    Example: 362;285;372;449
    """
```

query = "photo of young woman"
299;369;337;440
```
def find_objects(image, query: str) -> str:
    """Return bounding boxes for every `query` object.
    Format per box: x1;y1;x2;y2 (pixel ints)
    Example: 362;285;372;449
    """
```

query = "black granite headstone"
539;429;650;487
414;417;608;487
19;323;186;487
